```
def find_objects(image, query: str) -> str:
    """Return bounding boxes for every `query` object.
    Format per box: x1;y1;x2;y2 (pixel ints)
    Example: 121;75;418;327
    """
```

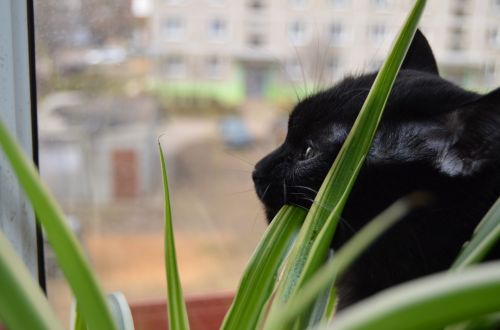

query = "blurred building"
146;0;500;101
38;93;161;204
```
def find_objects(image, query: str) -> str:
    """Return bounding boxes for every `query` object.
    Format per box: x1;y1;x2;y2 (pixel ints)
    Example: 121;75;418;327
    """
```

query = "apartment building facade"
148;0;500;101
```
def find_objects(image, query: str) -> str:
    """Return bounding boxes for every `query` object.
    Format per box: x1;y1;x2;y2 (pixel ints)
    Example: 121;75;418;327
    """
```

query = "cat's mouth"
258;186;316;221
253;172;318;219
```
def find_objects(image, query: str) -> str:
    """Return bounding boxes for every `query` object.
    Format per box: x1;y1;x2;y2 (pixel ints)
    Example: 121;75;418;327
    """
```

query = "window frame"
0;0;45;290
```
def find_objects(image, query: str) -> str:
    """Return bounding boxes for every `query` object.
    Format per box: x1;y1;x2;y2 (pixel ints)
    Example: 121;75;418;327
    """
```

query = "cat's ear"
434;88;500;176
401;29;439;75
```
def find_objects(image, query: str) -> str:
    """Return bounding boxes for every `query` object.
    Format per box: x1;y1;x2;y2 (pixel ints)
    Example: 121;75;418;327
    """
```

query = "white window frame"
0;0;43;286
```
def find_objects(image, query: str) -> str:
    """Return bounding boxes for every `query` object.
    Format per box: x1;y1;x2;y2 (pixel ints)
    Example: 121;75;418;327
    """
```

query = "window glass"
289;21;307;45
329;23;346;45
289;0;307;9
165;0;184;4
208;19;228;41
372;0;388;9
33;0;500;324
368;23;387;43
285;58;302;81
248;0;266;10
488;27;500;48
206;56;225;78
327;0;347;8
208;0;224;4
162;17;185;41
246;34;265;48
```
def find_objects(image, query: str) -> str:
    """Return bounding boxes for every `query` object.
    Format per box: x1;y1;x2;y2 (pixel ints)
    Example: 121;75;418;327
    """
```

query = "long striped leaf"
451;197;500;271
328;262;500;330
159;142;190;330
0;120;116;329
264;194;424;329
221;205;306;330
0;230;64;330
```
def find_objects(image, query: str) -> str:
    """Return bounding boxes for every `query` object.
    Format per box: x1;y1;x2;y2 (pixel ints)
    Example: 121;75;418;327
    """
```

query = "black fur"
252;30;500;309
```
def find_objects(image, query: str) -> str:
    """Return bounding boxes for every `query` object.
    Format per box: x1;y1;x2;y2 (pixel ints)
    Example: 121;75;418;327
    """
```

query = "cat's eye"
304;146;312;158
302;146;315;160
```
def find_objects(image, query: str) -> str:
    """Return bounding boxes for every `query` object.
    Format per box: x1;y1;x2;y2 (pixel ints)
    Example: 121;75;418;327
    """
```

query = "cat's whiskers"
260;184;271;201
288;202;308;211
288;192;309;196
223;150;255;168
292;44;309;100
220;168;252;173
293;196;356;235
225;188;255;195
289;185;318;194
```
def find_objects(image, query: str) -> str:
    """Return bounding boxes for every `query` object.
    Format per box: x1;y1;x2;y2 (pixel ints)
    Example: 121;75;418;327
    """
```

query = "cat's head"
253;30;500;220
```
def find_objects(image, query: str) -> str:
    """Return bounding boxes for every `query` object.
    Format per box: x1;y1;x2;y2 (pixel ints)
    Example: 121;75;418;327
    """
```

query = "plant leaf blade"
265;194;425;329
0;230;64;330
328;262;500;330
0;120;117;329
451;197;500;271
221;205;307;330
159;142;190;330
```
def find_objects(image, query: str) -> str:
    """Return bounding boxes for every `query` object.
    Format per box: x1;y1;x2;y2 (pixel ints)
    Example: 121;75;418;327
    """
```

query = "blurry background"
34;0;500;325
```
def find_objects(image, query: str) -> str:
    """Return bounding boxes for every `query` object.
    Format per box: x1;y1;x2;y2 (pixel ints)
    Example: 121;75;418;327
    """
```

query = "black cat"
252;30;500;309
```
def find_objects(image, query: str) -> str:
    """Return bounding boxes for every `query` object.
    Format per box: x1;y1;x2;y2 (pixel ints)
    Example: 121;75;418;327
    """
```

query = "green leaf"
221;205;307;330
451;197;500;271
266;0;427;317
264;194;426;329
327;261;500;330
305;251;337;329
73;304;87;330
445;198;500;330
0;121;116;329
0;230;64;330
159;142;190;330
447;313;500;330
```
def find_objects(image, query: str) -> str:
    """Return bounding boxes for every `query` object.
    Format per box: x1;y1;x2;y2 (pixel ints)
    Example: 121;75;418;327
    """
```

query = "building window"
206;56;224;78
248;0;266;10
162;55;186;77
328;23;345;45
208;19;227;41
248;34;265;48
289;0;307;9
368;24;386;43
484;61;496;81
162;18;184;41
285;58;302;81
164;0;184;4
289;21;307;45
327;0;347;8
494;0;500;11
487;27;500;48
327;57;341;78
372;0;388;9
